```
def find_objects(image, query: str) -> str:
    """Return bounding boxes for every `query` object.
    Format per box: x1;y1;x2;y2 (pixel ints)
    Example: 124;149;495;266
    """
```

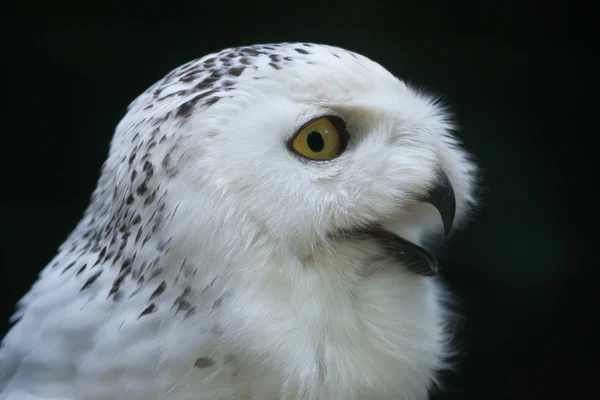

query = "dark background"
2;5;592;400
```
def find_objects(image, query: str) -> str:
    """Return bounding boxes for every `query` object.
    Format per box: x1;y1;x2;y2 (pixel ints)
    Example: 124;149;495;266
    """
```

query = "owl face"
120;44;477;277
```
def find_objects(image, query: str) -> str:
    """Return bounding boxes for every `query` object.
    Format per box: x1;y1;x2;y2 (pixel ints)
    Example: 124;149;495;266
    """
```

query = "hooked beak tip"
420;170;456;237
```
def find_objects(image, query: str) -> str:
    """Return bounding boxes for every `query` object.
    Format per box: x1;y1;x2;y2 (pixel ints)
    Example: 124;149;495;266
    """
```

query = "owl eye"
289;116;348;160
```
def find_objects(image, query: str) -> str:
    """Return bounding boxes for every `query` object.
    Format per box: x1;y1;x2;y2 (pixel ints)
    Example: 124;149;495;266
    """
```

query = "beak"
372;170;456;277
419;170;456;237
358;170;458;277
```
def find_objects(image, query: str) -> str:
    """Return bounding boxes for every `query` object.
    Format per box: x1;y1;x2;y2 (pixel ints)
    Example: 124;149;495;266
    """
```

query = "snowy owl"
0;43;477;400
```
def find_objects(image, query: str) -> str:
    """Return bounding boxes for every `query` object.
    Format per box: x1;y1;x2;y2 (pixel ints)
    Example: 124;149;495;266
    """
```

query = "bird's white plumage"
0;43;477;399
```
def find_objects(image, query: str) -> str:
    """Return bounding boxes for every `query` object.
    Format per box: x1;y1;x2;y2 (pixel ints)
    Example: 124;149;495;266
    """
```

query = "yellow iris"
291;117;342;160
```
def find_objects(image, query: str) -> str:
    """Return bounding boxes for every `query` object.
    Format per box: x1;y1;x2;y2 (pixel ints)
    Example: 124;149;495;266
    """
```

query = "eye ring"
287;115;350;161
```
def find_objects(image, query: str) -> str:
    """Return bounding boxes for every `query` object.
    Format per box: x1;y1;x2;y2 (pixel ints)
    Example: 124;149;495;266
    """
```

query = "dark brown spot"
130;170;138;183
136;182;148;195
227;66;245;77
194;78;216;91
76;263;87;276
142;231;153;245
194;358;214;368
137;261;148;274
121;258;132;271
181;285;191;298
175;88;220;118
108;283;120;298
80;270;103;292
138;303;156;319
113;272;127;287
268;62;281;70
204;97;220;107
119;237;128;251
144;189;157;206
103;251;115;262
209;70;223;79
61;261;76;275
126;194;135;205
135;227;143;243
150;281;166;300
119;265;132;279
240;48;260;56
132;214;141;225
295;48;309;54
93;248;106;267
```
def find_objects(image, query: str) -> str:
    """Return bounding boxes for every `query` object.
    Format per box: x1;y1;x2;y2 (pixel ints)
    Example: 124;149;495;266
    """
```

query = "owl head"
53;43;480;398
99;43;477;280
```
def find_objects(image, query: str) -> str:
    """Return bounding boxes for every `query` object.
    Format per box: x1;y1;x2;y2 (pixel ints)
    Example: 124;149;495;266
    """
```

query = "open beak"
371;170;456;276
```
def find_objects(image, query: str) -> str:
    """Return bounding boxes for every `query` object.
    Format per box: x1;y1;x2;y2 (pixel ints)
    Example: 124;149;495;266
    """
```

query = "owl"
0;43;477;400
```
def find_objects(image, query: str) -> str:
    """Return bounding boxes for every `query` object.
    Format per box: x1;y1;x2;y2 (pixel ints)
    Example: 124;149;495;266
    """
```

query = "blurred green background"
1;6;590;399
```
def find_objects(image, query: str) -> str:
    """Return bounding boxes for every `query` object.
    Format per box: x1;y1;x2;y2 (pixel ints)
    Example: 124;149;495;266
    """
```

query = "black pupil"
307;131;325;152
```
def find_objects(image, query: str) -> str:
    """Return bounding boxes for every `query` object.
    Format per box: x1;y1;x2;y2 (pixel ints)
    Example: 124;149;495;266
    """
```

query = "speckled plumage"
0;43;477;400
